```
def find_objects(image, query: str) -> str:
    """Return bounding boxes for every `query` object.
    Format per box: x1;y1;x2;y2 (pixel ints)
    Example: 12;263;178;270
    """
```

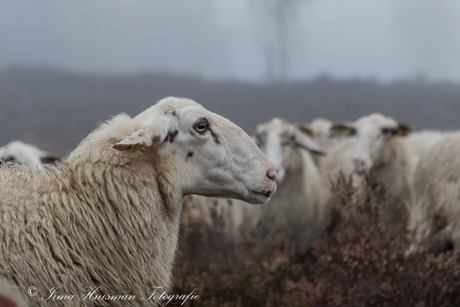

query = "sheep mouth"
249;189;274;199
243;185;276;204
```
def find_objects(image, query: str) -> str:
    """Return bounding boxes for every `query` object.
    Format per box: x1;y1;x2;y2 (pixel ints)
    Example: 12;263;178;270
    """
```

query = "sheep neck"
65;152;182;292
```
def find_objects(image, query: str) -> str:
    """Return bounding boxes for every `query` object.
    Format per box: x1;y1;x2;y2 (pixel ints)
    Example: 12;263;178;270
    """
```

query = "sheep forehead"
135;97;203;122
155;97;203;112
179;106;239;134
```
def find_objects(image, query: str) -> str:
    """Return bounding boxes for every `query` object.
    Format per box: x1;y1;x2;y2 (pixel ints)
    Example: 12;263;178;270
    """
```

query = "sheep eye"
193;119;209;133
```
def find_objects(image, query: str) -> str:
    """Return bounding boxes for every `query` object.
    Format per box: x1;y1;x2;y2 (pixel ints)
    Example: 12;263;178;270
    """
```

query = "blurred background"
1;0;460;155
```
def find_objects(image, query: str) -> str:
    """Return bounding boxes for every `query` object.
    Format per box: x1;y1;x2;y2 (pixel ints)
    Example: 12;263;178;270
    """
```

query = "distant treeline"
1;66;460;155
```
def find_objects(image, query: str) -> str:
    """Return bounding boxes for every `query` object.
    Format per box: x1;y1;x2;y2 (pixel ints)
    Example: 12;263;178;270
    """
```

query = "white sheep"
298;118;340;152
404;130;452;169
0;140;59;167
409;132;460;252
252;118;328;247
0;97;277;306
328;113;415;225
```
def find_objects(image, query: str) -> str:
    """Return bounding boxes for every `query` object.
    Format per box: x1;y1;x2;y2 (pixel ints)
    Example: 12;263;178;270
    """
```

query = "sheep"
317;132;357;184
328;113;415;226
298;118;339;152
298;118;356;172
0;140;60;167
0;97;277;306
409;132;460;252
251;118;328;248
403;130;453;168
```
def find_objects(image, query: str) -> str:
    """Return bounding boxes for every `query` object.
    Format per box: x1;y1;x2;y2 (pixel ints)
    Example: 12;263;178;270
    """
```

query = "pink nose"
266;168;278;182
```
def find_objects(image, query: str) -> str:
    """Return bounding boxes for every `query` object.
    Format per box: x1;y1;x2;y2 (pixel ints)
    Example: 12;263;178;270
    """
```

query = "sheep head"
113;97;277;204
253;118;324;184
330;113;412;175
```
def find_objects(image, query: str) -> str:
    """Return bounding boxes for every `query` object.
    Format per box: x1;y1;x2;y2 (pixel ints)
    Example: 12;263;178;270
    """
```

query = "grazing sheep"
0;140;60;167
409;132;460;252
0;97;277;306
329;113;415;225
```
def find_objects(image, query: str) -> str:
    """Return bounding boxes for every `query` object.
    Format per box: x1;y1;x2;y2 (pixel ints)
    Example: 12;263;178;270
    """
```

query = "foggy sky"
1;0;460;83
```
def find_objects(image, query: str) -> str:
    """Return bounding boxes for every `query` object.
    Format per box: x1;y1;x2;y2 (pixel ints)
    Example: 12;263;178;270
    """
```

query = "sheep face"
254;118;323;184
113;97;277;204
331;113;411;175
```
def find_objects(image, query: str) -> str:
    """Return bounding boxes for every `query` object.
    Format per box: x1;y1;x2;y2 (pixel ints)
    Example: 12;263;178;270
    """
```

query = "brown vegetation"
173;175;460;306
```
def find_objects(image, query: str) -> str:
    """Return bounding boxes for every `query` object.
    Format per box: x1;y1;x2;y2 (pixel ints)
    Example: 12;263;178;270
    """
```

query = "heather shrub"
173;174;460;306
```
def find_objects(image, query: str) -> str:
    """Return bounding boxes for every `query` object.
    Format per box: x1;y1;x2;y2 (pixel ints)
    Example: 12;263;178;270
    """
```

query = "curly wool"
0;114;182;306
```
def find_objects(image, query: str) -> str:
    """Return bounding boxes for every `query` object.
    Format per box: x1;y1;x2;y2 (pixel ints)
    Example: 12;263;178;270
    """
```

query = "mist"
1;0;460;83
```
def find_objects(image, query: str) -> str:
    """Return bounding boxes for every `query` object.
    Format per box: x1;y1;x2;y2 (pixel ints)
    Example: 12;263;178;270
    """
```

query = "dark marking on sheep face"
163;130;179;143
209;128;220;144
185;150;193;161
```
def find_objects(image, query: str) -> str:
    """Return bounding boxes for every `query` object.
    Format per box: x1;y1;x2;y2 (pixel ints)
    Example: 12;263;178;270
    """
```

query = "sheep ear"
396;123;412;136
112;119;169;152
330;123;356;138
294;129;325;156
